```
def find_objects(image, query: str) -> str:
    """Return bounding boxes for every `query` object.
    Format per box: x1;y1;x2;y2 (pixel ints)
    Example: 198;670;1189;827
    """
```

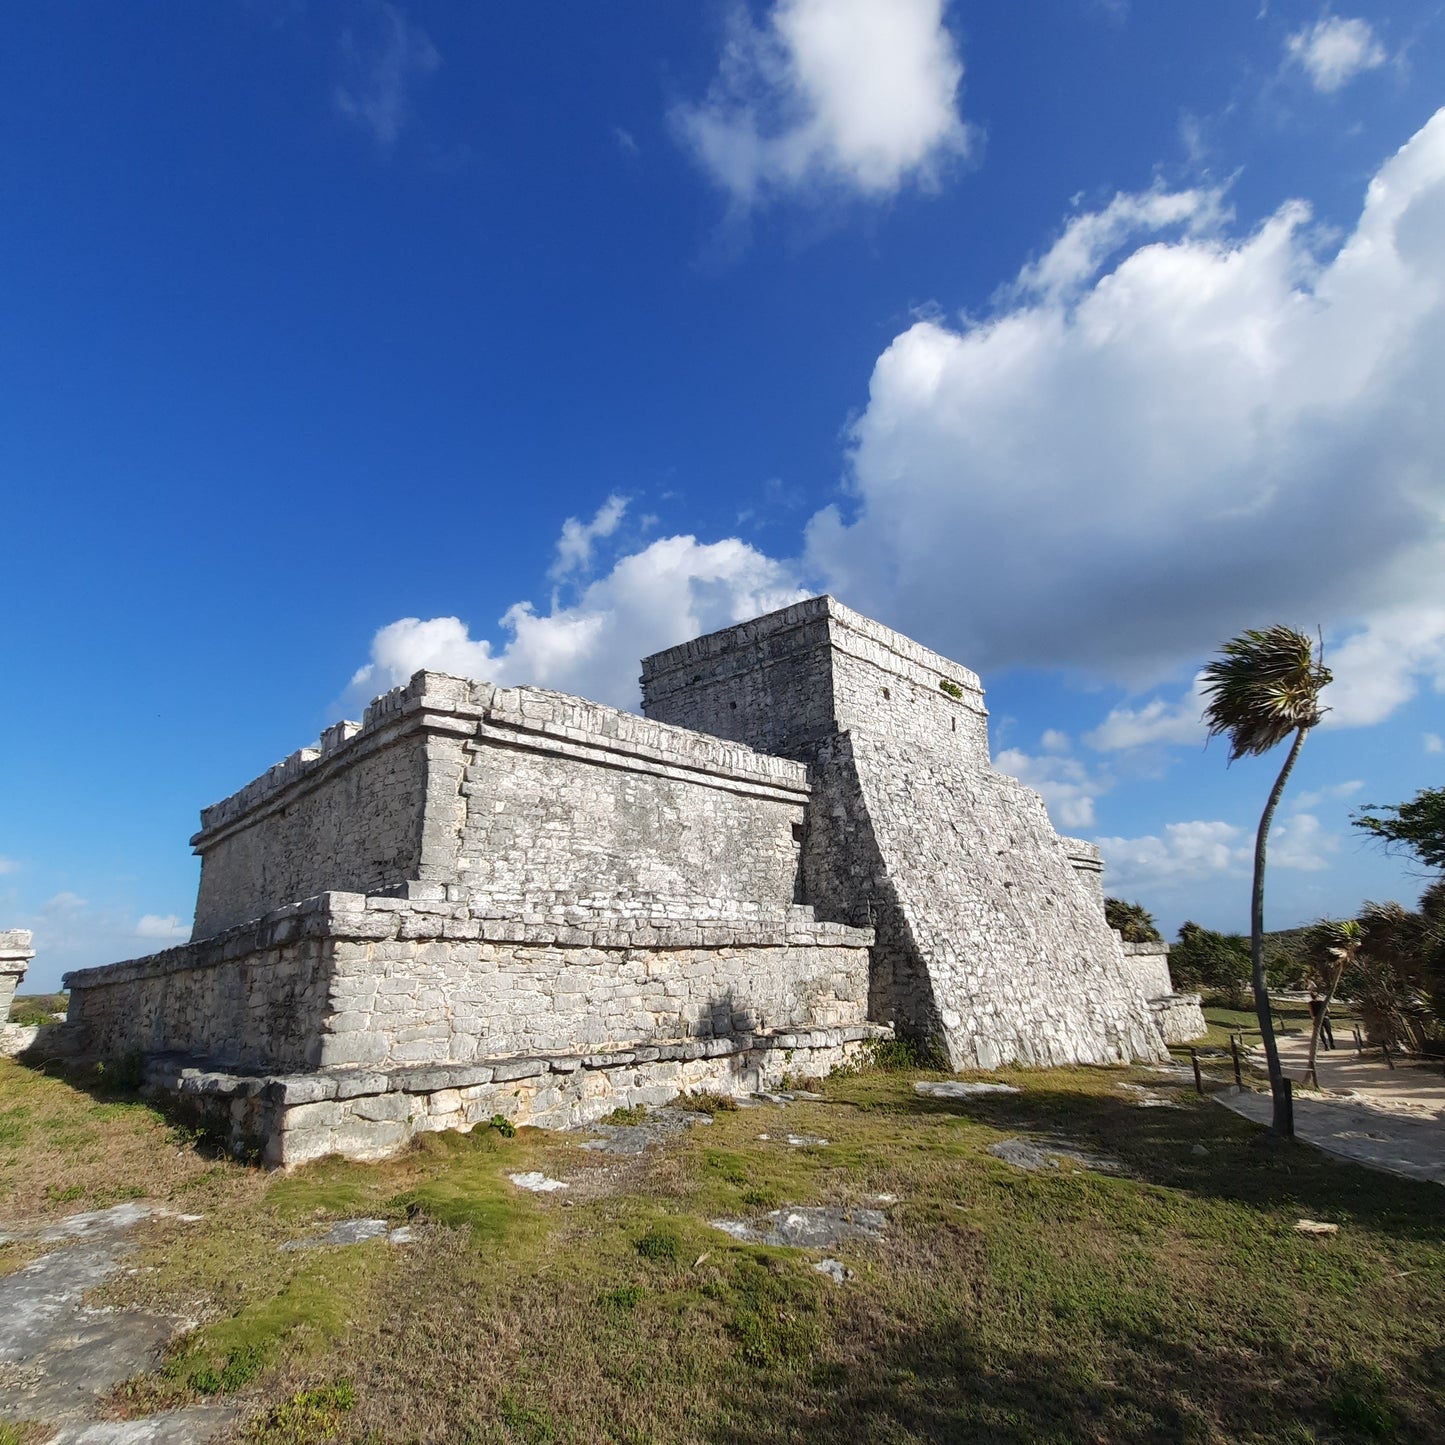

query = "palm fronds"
1200;625;1332;762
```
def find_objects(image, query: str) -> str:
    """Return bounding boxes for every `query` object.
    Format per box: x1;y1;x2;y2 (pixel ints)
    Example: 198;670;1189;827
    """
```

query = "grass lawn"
2;1054;1441;1444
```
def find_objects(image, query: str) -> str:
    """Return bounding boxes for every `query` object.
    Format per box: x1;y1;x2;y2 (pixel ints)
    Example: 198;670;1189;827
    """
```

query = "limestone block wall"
64;889;872;1076
191;671;813;942
457;692;808;912
639;600;841;758
317;901;869;1069
64;905;337;1071
640;595;991;765
1119;941;1176;999
812;732;1163;1067
642;596;1166;1069
192;723;433;939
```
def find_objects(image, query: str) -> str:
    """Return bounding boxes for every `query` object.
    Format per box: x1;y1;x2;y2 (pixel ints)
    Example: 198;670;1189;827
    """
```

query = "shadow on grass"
11;1048;247;1164
892;1073;1443;1246
706;1308;1445;1445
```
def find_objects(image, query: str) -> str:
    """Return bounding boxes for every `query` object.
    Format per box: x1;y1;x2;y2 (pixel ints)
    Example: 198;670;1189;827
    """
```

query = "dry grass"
4;1057;1443;1443
0;1058;266;1236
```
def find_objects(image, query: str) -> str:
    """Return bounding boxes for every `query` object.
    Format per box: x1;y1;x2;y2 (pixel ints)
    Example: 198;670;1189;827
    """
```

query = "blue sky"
4;2;1443;991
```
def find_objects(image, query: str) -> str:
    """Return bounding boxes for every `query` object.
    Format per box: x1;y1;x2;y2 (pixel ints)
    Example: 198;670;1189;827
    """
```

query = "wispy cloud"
1285;16;1386;94
1084;676;1208;752
1290;780;1364;811
550;495;628;581
0;857;19;876
333;2;439;151
1096;821;1250;889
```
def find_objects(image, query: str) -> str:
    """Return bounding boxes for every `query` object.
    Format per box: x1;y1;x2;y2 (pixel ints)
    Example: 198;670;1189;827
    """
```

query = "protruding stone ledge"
64;896;875;992
133;1022;894;1168
193;669;813;851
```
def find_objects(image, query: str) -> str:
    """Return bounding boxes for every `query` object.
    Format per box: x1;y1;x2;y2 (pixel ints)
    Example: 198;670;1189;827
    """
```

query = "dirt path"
1218;1034;1445;1184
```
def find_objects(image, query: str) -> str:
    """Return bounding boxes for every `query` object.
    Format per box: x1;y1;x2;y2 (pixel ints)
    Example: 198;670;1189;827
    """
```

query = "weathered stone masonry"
61;597;1183;1166
642;597;1166;1071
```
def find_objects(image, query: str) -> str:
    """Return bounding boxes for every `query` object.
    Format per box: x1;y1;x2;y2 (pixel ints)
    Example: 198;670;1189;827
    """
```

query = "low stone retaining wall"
1150;993;1207;1045
142;1023;892;1167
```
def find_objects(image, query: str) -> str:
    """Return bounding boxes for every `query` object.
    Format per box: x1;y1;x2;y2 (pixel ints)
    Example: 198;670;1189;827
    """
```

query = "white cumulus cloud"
995;745;1107;830
1320;607;1445;727
1286;16;1386;94
1096;821;1250;890
674;0;970;207
806;109;1445;712
348;531;806;712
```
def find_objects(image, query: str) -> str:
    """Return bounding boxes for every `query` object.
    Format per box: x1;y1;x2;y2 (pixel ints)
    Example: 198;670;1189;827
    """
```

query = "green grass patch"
603;1104;648;1124
672;1090;740;1113
391;1132;539;1241
267;1156;389;1224
636;1224;684;1263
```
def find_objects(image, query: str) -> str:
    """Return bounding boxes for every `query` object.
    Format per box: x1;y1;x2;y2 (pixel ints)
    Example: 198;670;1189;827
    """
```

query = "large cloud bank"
807;109;1445;704
354;111;1445;738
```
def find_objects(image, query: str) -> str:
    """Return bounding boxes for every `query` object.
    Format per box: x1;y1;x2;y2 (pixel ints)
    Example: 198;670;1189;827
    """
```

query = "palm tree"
1104;897;1164;943
1302;918;1361;1088
1201;625;1332;1138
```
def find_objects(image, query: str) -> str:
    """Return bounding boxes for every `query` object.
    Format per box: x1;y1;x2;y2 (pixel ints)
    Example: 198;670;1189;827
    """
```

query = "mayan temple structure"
59;597;1183;1166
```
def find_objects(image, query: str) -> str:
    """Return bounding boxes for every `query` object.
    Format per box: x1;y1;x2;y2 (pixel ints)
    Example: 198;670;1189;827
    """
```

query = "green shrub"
598;1283;644;1311
636;1225;683;1262
243;1381;356;1443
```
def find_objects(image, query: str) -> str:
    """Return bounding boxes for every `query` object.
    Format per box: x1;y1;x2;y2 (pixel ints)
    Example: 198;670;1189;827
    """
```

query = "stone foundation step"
138;1023;895;1169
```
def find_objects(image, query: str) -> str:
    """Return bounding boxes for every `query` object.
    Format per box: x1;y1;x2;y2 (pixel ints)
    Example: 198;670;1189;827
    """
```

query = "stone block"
353;1092;412;1122
492;1058;546;1082
284;1099;344;1131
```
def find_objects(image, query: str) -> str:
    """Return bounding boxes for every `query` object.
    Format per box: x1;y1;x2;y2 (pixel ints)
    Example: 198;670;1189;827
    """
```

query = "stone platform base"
1149;993;1207;1045
140;1023;893;1168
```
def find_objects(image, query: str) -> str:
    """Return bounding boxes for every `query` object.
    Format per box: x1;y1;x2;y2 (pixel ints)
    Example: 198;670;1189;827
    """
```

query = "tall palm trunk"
1306;963;1344;1089
1251;726;1308;1138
